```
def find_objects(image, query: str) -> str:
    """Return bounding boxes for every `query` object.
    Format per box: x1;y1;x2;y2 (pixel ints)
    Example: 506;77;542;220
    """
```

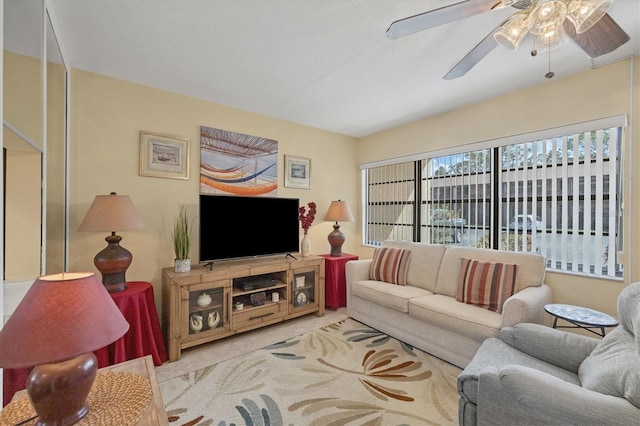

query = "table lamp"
0;272;129;425
324;200;355;257
78;192;144;292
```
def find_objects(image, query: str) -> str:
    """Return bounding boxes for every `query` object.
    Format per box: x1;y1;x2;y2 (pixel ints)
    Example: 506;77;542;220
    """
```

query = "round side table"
544;303;618;337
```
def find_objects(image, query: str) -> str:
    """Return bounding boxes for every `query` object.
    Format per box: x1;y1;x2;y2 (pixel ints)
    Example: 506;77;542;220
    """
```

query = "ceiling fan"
387;0;630;80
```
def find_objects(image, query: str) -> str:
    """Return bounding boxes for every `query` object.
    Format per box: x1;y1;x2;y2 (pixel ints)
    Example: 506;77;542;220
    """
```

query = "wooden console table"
163;255;325;361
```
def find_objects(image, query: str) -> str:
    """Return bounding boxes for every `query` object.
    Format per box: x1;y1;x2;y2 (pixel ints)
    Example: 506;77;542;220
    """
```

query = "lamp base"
94;233;131;292
27;353;97;426
327;224;345;257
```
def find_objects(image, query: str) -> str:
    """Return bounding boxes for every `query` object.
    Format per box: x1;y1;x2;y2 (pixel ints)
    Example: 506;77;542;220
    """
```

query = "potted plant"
173;204;192;272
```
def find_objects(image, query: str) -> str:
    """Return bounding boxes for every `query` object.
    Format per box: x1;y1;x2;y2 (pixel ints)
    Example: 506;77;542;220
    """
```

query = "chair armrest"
476;365;639;426
500;323;599;372
501;284;552;327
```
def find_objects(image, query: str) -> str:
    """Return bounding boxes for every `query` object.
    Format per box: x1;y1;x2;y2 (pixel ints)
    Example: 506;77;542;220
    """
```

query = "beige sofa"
345;241;552;368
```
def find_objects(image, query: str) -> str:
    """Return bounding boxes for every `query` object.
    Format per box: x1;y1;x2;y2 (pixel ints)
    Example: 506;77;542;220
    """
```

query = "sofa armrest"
345;259;371;308
500;323;599;372
345;259;371;284
476;365;640;426
501;284;552;328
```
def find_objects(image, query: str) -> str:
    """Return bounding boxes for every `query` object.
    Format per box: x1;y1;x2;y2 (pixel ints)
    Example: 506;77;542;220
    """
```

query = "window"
363;162;416;246
361;116;625;278
423;148;492;246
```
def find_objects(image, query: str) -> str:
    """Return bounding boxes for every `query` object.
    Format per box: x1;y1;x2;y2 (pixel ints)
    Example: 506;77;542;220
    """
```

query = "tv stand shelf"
162;255;325;361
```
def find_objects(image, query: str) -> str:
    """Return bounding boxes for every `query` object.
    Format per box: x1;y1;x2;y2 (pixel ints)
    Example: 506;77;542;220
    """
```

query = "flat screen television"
199;194;300;263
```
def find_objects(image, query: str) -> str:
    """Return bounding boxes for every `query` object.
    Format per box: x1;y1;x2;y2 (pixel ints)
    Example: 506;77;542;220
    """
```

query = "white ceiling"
41;1;640;137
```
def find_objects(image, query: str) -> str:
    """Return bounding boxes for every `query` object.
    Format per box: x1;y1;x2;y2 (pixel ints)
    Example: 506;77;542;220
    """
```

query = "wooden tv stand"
162;255;325;361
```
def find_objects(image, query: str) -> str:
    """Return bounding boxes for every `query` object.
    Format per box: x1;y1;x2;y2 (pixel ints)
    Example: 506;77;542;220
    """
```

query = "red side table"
320;253;359;309
93;281;168;368
3;281;168;406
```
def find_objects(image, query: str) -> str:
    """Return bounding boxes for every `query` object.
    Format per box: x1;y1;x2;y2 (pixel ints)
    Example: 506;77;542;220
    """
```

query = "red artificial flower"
299;201;317;233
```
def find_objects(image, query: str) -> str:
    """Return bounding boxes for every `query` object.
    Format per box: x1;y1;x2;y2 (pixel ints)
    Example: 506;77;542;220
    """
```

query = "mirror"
4;0;43;147
3;0;44;280
45;9;67;274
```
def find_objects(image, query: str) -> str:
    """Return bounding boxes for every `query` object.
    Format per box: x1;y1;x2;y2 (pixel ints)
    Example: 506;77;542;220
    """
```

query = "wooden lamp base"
94;233;132;292
27;353;97;426
327;224;345;257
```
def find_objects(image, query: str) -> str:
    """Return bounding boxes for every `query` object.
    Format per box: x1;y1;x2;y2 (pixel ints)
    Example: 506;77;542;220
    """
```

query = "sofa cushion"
457;257;518;314
369;247;410;285
351;279;432;313
579;326;640;408
381;241;446;292
435;246;546;298
409;294;502;342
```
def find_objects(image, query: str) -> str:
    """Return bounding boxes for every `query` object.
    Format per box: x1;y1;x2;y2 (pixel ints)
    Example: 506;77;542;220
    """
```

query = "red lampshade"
0;272;129;368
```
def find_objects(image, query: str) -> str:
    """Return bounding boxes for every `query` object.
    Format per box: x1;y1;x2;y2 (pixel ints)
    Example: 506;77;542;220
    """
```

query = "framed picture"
139;131;190;179
284;155;311;188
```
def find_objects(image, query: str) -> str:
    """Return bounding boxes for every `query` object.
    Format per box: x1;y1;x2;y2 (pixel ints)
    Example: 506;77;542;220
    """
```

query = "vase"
197;292;211;307
301;232;310;257
175;258;191;273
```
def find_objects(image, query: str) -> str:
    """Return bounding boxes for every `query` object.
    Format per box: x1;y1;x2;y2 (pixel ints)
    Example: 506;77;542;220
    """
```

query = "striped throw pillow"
369;247;411;285
457;257;518;314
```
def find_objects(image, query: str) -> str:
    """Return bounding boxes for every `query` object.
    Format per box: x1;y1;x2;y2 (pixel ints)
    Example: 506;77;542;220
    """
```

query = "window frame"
360;115;627;280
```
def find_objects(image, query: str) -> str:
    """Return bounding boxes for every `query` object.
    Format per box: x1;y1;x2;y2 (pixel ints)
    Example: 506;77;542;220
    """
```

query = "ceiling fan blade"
443;25;500;80
564;13;630;58
387;0;500;39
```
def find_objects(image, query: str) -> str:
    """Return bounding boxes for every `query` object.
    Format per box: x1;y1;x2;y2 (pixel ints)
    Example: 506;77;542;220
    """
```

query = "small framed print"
139;131;190;179
284;155;311;189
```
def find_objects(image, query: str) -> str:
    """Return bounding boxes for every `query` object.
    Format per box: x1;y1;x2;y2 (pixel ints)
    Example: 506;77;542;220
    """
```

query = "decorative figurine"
190;314;203;332
208;311;220;329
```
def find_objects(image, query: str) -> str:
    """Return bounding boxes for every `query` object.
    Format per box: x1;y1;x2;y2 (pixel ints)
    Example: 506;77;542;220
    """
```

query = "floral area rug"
160;318;462;425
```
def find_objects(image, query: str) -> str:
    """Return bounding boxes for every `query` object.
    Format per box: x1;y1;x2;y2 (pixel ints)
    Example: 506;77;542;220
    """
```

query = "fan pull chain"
545;37;554;79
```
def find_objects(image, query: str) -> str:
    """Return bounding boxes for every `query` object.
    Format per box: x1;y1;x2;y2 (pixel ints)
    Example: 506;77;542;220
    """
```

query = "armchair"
457;282;640;426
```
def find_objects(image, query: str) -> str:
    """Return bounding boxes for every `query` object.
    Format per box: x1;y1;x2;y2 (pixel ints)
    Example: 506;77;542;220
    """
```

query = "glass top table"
544;304;618;337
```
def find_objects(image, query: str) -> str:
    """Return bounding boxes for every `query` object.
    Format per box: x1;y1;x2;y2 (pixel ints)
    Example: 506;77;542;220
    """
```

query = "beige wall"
69;70;359;314
65;56;639;320
355;57;639;318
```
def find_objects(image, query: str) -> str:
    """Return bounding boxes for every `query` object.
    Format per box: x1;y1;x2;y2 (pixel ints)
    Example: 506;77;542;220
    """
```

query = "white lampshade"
567;0;614;34
494;12;529;51
324;200;355;223
78;193;145;232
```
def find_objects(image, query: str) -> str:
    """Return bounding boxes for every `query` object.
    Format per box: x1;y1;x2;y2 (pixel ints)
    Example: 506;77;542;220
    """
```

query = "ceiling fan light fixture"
534;23;569;52
567;0;614;34
494;12;529;50
527;0;568;35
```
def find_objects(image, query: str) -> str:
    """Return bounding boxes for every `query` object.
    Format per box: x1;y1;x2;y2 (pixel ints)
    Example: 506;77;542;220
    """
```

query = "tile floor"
156;308;348;382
